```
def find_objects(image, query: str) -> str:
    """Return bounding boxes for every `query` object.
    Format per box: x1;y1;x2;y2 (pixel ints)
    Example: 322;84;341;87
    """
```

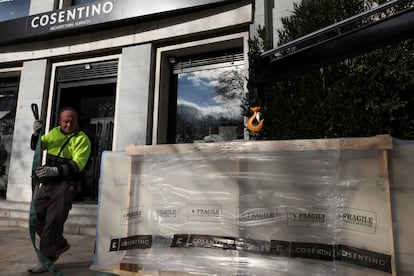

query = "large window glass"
171;51;245;143
0;0;30;22
0;77;19;198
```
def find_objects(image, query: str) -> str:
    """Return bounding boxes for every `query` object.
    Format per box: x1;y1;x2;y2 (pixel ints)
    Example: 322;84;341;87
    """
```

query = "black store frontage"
0;0;253;202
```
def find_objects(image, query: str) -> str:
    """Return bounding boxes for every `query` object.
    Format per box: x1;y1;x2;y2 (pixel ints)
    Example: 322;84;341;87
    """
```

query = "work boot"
28;262;48;274
56;242;70;260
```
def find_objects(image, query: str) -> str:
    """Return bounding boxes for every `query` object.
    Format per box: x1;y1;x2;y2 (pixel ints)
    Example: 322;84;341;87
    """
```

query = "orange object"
247;106;264;132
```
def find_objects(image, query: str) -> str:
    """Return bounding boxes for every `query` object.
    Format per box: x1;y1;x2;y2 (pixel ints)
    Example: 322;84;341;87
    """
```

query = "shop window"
0;0;30;22
168;50;245;144
0;77;19;197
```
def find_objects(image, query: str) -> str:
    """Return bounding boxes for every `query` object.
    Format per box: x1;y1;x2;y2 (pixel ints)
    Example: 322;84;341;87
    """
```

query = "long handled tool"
31;103;39;120
30;103;40;192
29;103;64;275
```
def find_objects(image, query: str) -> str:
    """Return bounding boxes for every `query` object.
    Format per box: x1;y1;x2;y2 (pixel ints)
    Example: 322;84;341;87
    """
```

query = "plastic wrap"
93;136;402;275
389;138;414;275
92;151;131;272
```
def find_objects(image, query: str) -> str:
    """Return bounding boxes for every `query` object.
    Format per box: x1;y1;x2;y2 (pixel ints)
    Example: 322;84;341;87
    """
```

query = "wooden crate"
101;135;395;275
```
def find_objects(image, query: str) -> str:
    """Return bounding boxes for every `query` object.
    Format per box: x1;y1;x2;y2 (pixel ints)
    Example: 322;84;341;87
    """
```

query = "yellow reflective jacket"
40;127;91;178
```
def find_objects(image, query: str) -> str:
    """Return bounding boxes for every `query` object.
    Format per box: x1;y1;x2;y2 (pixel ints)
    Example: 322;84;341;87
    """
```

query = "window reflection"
175;65;244;143
0;77;18;197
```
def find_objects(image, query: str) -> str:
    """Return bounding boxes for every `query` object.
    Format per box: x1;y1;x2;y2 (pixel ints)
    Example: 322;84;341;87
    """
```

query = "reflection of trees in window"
215;69;244;101
175;66;244;143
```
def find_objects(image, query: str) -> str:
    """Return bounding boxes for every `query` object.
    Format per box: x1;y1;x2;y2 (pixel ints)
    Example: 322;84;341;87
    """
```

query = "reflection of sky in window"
178;70;221;107
177;65;243;119
0;0;30;22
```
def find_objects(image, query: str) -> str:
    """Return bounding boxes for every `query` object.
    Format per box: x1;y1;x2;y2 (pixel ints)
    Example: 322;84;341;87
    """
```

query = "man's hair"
58;107;78;119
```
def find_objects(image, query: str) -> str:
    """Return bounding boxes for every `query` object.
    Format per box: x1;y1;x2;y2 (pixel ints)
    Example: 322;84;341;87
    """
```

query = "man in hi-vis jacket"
28;107;91;274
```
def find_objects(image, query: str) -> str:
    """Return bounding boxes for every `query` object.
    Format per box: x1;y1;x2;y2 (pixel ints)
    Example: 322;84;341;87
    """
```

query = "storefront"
0;0;258;202
1;1;413;274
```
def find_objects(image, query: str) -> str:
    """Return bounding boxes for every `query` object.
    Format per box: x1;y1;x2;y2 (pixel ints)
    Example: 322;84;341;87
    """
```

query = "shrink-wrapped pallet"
92;135;400;275
389;139;414;275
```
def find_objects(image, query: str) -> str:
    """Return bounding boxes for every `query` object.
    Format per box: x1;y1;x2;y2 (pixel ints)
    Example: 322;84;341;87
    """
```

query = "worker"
28;107;91;273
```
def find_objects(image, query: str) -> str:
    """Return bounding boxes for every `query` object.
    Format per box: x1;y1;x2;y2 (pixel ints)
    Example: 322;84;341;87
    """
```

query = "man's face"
59;110;78;134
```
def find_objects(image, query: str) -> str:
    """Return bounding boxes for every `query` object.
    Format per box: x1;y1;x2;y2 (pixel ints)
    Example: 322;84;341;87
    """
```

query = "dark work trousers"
34;180;77;261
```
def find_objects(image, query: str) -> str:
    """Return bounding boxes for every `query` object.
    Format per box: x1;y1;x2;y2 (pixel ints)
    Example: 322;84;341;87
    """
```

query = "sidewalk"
0;226;99;276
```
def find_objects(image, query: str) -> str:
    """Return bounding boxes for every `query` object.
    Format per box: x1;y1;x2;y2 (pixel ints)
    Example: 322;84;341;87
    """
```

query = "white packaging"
93;136;401;275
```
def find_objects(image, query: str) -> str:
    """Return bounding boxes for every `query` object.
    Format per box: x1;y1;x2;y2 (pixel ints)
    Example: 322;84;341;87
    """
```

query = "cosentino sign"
0;0;237;45
30;1;115;31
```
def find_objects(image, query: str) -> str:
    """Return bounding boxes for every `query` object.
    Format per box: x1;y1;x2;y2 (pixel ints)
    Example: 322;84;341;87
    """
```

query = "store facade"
0;0;282;203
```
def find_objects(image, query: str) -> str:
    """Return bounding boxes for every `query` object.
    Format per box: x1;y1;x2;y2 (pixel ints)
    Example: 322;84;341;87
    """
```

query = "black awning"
251;7;414;86
0;0;240;46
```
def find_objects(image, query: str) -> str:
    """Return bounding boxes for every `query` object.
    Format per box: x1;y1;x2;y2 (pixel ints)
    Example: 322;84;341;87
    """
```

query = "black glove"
33;120;43;135
35;166;60;178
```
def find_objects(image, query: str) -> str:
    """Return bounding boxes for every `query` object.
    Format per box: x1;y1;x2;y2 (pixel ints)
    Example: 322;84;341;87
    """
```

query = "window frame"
0;67;21;193
171;53;244;144
152;32;249;145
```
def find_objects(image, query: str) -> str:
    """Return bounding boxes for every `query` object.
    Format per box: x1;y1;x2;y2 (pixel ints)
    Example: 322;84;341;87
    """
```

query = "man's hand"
35;166;59;178
33;120;43;135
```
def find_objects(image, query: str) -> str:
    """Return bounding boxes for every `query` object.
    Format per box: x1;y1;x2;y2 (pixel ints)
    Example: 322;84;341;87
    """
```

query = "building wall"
7;59;47;202
29;0;56;15
250;0;267;38
250;0;300;46
272;0;301;45
114;44;152;151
